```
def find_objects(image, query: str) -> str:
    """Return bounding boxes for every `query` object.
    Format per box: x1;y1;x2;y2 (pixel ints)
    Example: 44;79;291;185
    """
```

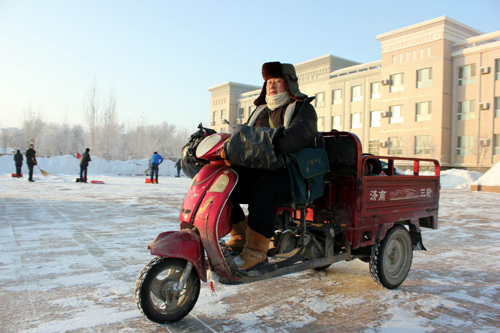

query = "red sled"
145;178;157;184
91;180;105;184
12;173;23;177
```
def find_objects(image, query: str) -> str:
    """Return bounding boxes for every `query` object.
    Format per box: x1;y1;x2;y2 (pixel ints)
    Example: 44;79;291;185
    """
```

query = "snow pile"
472;161;500;186
0;154;178;176
397;168;481;189
440;169;483;189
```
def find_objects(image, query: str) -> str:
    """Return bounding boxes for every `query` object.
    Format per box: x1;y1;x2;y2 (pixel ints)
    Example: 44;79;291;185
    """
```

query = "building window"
332;89;342;105
458;100;475;120
417;68;432;88
351;113;362;129
237;108;245;123
212;111;218;124
351;86;362;102
456;136;474;155
390;73;404;92
495;97;500;118
390;105;403;124
220;109;226;120
371;82;381;99
496;59;500;80
318;116;325;132
369;140;379;155
332;115;342;131
415;136;431;155
494;134;500;155
416;102;432;121
389;137;403;155
458;64;476;86
370;111;381;127
315;92;325;107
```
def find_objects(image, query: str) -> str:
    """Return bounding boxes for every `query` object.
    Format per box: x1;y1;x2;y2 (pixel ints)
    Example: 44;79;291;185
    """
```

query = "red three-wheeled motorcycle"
134;127;440;324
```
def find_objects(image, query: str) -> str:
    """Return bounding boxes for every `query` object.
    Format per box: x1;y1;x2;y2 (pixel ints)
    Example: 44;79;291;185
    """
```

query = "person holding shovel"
80;148;92;183
25;144;37;182
150;152;163;184
174;159;181;177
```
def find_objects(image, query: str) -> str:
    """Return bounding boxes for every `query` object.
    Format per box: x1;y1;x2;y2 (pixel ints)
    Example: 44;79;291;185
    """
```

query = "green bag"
286;148;329;207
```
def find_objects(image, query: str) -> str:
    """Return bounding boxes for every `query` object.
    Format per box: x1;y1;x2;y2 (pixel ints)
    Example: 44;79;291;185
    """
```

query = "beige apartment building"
208;16;500;169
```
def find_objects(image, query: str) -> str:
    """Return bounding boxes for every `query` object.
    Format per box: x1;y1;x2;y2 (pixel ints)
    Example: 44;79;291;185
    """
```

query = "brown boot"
235;228;271;270
226;217;247;251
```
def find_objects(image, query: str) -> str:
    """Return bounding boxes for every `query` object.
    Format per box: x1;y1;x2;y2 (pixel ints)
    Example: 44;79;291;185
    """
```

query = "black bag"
286;148;329;207
223;124;285;170
181;125;217;178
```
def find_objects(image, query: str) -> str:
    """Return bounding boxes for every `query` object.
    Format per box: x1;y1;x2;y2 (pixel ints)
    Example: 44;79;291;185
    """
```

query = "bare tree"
128;114;148;159
101;91;122;160
22;105;46;151
170;126;191;159
71;125;85;155
1;128;11;155
83;79;101;153
41;123;60;157
150;121;176;157
11;128;26;152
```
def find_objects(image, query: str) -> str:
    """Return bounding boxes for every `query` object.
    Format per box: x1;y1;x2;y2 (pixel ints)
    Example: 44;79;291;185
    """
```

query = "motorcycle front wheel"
135;257;201;324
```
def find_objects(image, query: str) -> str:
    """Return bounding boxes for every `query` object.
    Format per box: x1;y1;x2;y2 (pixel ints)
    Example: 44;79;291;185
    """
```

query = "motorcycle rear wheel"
135;257;200;324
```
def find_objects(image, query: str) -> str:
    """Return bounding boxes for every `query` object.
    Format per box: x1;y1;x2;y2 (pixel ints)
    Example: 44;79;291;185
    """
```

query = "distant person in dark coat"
150;152;164;184
25;144;37;182
80;148;92;183
174;159;181;177
14;150;23;178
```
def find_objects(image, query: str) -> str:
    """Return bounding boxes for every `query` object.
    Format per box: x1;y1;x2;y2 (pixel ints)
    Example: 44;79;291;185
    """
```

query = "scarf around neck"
265;92;292;111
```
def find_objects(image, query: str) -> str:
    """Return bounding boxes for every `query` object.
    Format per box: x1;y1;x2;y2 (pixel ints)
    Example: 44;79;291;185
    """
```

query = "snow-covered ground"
0;160;499;332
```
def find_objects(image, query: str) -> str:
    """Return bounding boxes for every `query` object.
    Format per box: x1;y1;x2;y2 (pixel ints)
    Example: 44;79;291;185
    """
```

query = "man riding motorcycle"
226;61;318;270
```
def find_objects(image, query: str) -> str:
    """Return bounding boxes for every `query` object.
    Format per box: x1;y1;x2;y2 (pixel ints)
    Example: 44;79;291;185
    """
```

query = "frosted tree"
11;128;26;152
128;114;148;159
71;125;85;155
22;105;46;150
54;113;72;155
83;79;101;153
41;123;61;156
115;130;131;161
101;91;122;160
149;121;176;157
1;128;11;155
169;126;191;159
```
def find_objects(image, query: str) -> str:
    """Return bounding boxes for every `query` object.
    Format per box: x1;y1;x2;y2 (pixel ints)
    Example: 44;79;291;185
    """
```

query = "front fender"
148;229;207;282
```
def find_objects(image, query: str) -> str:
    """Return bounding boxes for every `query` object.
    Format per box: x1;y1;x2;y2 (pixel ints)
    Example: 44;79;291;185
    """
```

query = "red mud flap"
148;229;207;282
91;180;105;184
11;173;23;177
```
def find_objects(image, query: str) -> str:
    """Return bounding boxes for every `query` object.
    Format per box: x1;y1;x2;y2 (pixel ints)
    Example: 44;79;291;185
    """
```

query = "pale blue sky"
1;0;499;131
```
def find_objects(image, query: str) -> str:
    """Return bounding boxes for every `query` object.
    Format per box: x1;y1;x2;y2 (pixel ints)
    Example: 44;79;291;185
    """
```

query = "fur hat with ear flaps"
254;62;307;106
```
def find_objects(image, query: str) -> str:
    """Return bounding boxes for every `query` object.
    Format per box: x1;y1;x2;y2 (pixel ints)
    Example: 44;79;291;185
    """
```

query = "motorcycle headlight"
196;134;223;158
208;174;229;193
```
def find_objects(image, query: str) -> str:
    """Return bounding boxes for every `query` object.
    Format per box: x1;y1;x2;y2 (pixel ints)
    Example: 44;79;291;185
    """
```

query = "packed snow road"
0;174;499;332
